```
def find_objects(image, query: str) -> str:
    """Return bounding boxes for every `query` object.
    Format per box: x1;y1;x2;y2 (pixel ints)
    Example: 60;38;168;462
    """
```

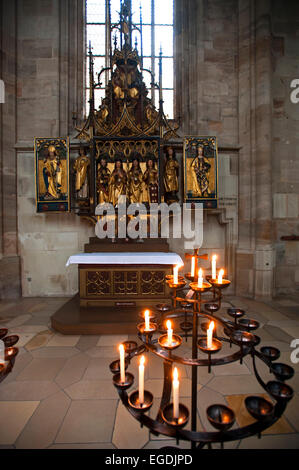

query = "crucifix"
185;248;209;282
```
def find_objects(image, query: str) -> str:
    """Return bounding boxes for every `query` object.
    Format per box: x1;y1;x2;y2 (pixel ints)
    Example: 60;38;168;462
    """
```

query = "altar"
67;252;183;308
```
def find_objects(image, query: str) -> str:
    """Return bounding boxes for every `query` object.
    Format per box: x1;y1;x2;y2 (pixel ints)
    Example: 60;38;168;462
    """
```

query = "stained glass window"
85;0;174;118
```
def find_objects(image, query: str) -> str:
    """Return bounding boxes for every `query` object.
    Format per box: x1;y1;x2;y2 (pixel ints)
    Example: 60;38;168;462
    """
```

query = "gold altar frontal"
79;263;172;307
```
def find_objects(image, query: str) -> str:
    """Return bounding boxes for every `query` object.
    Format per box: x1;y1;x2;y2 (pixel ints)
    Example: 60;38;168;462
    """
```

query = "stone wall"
271;0;299;295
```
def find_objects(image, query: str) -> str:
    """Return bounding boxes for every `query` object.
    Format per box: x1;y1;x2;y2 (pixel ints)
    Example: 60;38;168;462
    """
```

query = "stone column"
253;0;274;298
0;0;21;298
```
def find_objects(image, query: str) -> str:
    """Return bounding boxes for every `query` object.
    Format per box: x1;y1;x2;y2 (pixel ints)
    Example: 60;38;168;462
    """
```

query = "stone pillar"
253;0;274;299
0;0;21;298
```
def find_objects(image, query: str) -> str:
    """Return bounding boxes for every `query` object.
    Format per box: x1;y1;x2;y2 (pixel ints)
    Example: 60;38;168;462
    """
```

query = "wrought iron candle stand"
110;264;295;449
0;329;19;384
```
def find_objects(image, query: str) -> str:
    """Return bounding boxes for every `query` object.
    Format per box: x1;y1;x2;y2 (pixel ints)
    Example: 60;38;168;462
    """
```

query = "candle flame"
144;309;149;317
208;321;215;333
140;355;145;366
212;254;217;261
173;367;179;381
166;320;172;330
119;344;124;353
218;269;224;283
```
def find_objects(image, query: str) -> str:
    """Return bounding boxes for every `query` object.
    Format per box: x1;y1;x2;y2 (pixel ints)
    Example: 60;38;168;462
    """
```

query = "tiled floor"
0;295;299;449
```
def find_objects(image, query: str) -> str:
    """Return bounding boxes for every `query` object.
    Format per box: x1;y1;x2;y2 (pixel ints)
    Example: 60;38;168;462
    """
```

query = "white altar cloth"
66;252;183;267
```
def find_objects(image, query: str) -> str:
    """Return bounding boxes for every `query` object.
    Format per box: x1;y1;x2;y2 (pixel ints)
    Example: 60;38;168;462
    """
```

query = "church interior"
0;0;299;451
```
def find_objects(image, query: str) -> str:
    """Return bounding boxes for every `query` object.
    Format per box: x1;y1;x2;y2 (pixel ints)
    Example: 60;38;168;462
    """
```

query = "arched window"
85;0;174;118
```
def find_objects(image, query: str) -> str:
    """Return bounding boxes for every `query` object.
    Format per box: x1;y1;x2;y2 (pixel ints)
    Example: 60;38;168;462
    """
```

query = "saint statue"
97;156;111;204
164;146;179;202
191;145;211;197
143;156;159;203
43;145;62;200
127;155;144;204
73;147;90;200
109;157;127;207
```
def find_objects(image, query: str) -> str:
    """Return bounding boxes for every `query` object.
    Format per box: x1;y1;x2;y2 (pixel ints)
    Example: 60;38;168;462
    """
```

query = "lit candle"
173;367;180;419
173;265;179;284
167;320;173;346
191;257;195;277
144;309;150;331
207;321;215;349
0;340;4;365
218;269;224;284
212;254;217;280
119;344;125;383
139;355;145;406
197;268;203;288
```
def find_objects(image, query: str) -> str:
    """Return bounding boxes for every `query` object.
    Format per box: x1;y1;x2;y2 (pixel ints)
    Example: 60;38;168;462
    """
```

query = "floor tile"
46;334;80;347
0;381;61;401
6;315;32;328
31;347;79;358
16;358;66;382
0;401;39;445
15;391;71;449
97;335;128;347
76;336;100;352
55;399;118;444
208;375;265;395
64;380;117;400
25;330;54;351
55;353;90;389
112;400;148;449
239;433;299;449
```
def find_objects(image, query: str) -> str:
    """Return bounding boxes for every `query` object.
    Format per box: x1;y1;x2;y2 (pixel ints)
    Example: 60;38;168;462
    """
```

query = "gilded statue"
109;158;127;207
127;155;144;204
143;157;159;203
164;146;179;202
191;145;211;197
73;147;90;200
43;145;62;200
97;156;111;204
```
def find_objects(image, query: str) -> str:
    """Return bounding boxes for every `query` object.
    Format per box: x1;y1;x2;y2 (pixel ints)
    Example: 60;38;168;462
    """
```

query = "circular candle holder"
122;341;138;353
206;404;235;431
271;363;294;382
5;347;19;362
245;396;274;421
231;330;255;345
158;334;182;351
128;390;153;412
161;403;189;428
198;337;222;373
0;328;8;340
165;274;185;281
3;335;19;348
238;318;260;331
251;335;261;347
155;303;172;313
197;337;222;354
109;358;129;375
180;301;193;310
167;280;187;290
189;281;212;293
113;372;134;390
209;279;231;290
137;322;157;338
184;272;195;282
180;321;193;332
260;346;280;362
227;308;245;324
204;303;220;314
266;381;294;402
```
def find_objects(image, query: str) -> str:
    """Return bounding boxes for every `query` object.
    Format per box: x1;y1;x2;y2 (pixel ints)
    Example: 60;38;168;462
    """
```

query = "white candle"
173;367;180;419
207;321;215;349
0;340;4;365
119;344;125;383
218;269;224;284
212;255;217;280
191;257;195;277
197;268;203;288
167;320;173;346
144;310;150;331
173;265;179;284
139;355;145;406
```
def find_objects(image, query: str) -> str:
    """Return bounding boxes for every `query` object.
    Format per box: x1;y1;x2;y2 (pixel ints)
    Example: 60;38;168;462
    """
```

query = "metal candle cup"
162;403;189;428
245;396;274;421
128;390;153;412
207;404;235;431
